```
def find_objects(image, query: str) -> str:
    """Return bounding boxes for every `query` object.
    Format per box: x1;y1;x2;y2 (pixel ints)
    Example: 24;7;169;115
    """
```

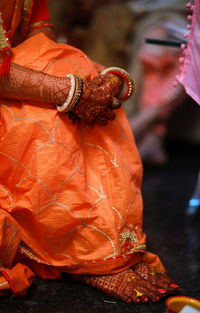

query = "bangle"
101;67;135;102
56;74;83;113
57;74;76;113
69;75;83;111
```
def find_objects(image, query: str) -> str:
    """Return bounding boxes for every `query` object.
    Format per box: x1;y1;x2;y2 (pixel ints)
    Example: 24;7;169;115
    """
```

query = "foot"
132;261;180;295
73;262;179;303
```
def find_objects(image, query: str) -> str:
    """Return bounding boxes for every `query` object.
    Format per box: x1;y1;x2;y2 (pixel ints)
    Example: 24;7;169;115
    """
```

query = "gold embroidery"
19;243;41;263
119;228;141;253
124;243;147;255
0;280;8;287
0;11;10;49
0;185;13;208
29;20;52;29
120;228;138;244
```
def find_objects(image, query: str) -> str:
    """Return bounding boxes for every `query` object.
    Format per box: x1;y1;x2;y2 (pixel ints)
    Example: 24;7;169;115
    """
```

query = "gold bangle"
69;75;83;111
56;74;83;113
101;67;135;102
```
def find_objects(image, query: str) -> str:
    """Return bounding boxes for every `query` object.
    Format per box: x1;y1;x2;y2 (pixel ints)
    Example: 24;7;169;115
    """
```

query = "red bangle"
101;67;135;102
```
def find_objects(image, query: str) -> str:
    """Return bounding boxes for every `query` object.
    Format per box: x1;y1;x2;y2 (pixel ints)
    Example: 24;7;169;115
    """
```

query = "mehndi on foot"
72;261;179;303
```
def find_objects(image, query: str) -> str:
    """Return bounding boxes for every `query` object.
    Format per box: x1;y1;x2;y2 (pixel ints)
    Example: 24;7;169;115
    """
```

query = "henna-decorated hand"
70;74;122;125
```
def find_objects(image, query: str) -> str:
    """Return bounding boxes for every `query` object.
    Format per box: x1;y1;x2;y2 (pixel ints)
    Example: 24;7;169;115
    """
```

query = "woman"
0;0;179;302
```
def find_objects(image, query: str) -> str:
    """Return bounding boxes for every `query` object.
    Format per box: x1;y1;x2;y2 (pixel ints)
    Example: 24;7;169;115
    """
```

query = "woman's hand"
0;56;122;126
71;73;123;125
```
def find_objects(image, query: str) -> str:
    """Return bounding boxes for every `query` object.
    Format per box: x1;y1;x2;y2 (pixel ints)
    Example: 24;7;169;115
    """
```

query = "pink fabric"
178;0;200;105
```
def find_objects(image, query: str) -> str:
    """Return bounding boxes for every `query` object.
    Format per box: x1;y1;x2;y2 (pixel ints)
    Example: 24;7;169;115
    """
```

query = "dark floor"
0;140;200;313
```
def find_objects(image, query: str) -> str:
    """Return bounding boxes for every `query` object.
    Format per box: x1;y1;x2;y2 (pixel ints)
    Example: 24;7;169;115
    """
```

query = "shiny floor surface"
0;140;200;313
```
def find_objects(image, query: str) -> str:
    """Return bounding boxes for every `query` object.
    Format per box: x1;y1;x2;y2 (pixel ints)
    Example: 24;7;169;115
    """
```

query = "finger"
156;272;173;286
130;292;141;303
130;291;141;303
68;111;80;123
84;118;95;125
93;74;107;86
96;116;108;126
140;294;149;303
143;287;160;302
104;108;116;121
155;273;180;294
111;97;121;109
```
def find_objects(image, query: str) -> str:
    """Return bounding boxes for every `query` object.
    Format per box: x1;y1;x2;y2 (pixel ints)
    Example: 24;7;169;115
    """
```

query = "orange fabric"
0;33;165;296
0;209;35;296
1;263;35;297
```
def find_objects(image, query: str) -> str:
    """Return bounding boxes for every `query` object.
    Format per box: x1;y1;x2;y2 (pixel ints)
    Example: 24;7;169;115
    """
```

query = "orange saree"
0;1;164;297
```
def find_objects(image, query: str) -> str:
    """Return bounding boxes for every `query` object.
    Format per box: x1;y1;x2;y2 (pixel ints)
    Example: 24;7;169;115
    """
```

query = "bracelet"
69;75;83;111
57;74;76;113
101;67;135;102
56;74;83;113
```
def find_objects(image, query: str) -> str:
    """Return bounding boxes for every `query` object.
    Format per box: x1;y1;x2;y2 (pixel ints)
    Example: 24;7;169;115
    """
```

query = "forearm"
0;58;70;105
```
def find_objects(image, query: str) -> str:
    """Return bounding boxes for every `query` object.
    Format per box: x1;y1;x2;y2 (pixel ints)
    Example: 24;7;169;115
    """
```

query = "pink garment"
178;0;200;105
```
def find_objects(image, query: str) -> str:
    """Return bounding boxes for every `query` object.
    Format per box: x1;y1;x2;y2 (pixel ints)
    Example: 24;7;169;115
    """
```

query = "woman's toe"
141;295;149;303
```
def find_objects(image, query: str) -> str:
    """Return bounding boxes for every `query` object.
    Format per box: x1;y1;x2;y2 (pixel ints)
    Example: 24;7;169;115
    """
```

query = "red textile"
30;0;51;25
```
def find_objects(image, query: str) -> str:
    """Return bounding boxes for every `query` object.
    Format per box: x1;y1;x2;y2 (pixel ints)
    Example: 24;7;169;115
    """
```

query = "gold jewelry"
56;74;83;113
69;75;83;111
101;67;135;102
57;74;76;113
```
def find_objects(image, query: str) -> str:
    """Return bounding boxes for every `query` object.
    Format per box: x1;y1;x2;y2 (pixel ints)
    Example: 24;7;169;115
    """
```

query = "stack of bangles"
56;74;83;113
56;67;135;113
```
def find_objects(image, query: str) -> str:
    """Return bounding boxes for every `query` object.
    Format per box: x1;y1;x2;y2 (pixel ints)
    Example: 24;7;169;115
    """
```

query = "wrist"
42;75;71;104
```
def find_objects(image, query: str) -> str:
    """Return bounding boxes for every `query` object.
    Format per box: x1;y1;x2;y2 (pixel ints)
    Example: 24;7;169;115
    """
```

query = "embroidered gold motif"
29;20;52;29
0;280;8;287
0;10;10;49
19;243;41;263
119;228;139;253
